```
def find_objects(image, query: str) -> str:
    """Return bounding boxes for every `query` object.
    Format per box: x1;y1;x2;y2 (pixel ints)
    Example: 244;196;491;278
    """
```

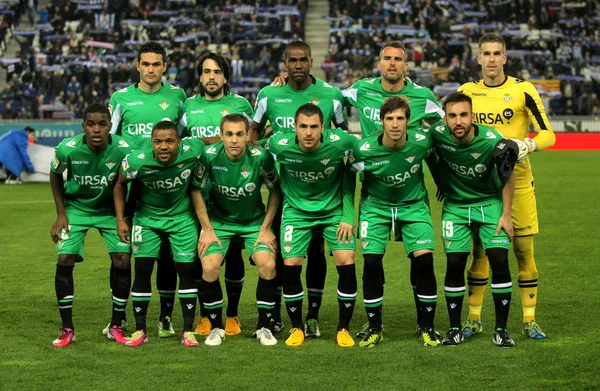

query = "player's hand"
51;214;69;244
255;228;277;253
436;187;445;202
271;73;288;86
495;215;514;242
117;218;131;243
336;222;354;244
198;229;222;258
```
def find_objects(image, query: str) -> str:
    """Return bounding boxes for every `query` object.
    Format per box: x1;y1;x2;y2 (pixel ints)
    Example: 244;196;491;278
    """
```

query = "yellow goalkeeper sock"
466;241;489;322
514;235;538;323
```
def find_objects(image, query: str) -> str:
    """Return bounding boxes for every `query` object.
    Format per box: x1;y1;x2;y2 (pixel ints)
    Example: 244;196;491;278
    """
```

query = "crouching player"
351;96;440;348
114;120;204;347
190;114;281;346
430;92;518;347
50;104;132;347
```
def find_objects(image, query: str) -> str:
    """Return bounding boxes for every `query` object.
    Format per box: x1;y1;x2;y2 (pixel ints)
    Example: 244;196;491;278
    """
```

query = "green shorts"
280;208;355;259
56;212;130;255
132;214;199;263
359;198;434;255
203;217;272;259
441;201;511;253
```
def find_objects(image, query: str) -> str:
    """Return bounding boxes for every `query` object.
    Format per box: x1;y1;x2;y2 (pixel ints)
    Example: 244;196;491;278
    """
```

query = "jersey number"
284;225;294;242
442;220;454;238
360;221;368;238
132;225;143;242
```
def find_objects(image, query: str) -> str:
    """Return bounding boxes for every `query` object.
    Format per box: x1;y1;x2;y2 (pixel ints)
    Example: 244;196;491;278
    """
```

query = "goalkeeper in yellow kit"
459;33;555;339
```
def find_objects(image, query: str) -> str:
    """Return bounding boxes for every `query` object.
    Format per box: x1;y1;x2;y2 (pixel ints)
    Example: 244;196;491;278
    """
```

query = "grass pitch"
1;151;599;390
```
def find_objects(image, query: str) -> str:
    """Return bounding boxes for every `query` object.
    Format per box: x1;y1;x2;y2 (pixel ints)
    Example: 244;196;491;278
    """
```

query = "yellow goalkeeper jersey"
459;76;555;187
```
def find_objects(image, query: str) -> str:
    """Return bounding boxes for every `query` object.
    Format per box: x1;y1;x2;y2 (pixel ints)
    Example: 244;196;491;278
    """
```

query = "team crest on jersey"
122;158;129;170
405;154;415;163
361;239;369;249
52;155;60;170
320;156;330;165
283;242;293;253
137;153;145;159
241;167;251;179
443;239;452;249
503;94;512;102
471;150;481;159
159;100;170;110
310;97;320;106
220;108;229;116
105;160;116;169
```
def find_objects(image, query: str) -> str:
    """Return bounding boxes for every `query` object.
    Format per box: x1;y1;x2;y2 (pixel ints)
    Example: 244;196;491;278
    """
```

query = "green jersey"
351;131;433;206
267;128;356;222
253;76;346;134
428;121;505;206
192;143;278;224
342;77;444;137
120;137;204;218
180;93;253;138
109;82;187;149
51;134;132;216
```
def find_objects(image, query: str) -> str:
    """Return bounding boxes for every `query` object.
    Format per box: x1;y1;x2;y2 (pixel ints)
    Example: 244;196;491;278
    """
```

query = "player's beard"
204;84;223;98
451;124;472;141
383;73;402;85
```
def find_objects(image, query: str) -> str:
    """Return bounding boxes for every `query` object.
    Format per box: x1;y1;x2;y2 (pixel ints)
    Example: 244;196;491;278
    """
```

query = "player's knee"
257;262;276;280
111;252;130;269
334;250;355;266
513;235;534;262
486;248;510;275
284;257;303;266
134;257;155;277
57;254;77;266
446;252;469;277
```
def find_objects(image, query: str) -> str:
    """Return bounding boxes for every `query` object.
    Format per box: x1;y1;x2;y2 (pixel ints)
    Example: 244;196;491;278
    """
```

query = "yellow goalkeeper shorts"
512;181;539;236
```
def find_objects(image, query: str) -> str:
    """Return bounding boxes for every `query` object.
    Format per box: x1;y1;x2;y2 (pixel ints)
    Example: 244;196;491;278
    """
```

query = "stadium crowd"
0;0;599;119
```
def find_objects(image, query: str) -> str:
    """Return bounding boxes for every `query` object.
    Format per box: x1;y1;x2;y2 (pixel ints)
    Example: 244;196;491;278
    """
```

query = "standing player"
251;41;349;338
108;41;187;338
430;92;517;347
181;52;254;337
114;120;204;348
190;114;280;346
267;104;357;348
351;96;440;348
342;41;445;337
459;33;555;339
50;104;132;347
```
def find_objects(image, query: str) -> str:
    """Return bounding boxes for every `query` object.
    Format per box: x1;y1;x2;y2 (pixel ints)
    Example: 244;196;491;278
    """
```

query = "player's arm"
49;169;68;243
522;82;556;151
114;168;132;243
190;158;221;257
496;171;515;241
337;158;356;243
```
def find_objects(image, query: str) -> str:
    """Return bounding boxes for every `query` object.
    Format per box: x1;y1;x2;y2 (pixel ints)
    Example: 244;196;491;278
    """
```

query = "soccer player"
114;120;204;347
342;41;445;337
459;33;555;339
181;52;254;337
251;41;349;338
50;104;132;347
108;41;187;338
190;114;280;346
429;91;517;347
267;104;357;348
351;96;440;348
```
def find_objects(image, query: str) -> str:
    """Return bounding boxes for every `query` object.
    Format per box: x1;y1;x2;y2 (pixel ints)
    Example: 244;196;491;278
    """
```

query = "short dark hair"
198;52;231;96
151;120;179;137
379;41;407;57
220;113;248;132
443;91;472;111
380;96;411;121
478;33;506;52
294;103;323;125
285;40;311;59
83;103;110;122
138;41;167;63
25;126;35;134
